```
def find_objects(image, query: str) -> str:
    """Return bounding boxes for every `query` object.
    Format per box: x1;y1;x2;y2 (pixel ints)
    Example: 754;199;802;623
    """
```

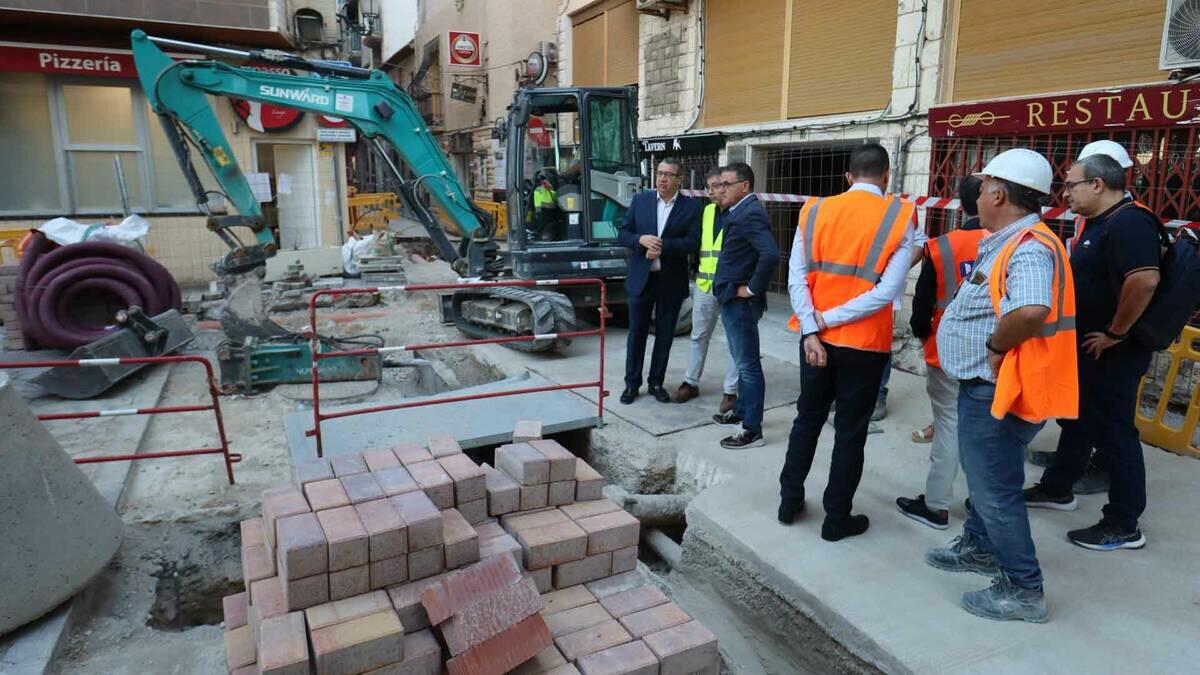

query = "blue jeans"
720;298;765;435
877;355;892;404
958;380;1045;589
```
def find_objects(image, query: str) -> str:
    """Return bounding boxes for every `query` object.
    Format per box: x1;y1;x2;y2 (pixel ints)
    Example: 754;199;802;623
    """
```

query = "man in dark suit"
617;158;701;404
712;162;780;448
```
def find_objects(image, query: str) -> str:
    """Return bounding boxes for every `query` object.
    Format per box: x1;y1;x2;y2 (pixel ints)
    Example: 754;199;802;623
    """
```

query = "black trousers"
624;273;684;390
1041;343;1153;532
780;342;889;519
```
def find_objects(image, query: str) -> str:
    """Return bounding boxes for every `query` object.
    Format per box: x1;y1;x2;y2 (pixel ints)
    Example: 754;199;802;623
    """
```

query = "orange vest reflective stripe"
1068;199;1154;254
788;190;914;351
923;228;986;367
989;222;1079;423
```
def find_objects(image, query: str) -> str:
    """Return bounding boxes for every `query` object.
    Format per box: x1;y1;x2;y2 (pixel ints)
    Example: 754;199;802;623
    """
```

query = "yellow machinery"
1137;325;1200;458
347;189;400;234
473;200;508;238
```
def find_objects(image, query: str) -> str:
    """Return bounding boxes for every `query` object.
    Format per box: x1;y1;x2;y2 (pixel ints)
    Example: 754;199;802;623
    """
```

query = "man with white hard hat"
925;148;1078;623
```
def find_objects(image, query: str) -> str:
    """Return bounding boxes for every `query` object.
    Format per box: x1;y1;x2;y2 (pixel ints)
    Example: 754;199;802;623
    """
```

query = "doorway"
253;142;321;250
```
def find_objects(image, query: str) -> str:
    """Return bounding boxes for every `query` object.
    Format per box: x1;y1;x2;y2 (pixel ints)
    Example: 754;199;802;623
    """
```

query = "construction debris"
224;425;720;674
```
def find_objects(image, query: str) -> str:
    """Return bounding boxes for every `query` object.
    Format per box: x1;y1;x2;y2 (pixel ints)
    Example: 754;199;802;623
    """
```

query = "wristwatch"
1103;326;1128;341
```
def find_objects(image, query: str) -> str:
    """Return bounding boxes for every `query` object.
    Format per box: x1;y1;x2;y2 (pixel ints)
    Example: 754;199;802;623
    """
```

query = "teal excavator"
131;30;643;357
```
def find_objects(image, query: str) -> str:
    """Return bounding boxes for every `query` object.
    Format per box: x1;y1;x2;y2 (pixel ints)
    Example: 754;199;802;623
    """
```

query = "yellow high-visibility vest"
696;203;723;293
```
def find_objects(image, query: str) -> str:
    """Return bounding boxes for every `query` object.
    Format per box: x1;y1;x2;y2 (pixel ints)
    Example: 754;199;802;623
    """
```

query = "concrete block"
576;511;640;556
318;505;370;571
438;453;487;503
294;458;335;486
390;491;443;551
243;542;276;587
312;609;405;675
392;442;433;466
560;499;621;522
521;484;550;511
442;509;481;570
224;624;256;671
440;577;543;656
457;497;488;525
375;466;420;497
576;640;659;675
258;611;310;675
474;521;505;542
330;565;371;601
306;478;352;512
283;572;329;611
599;586;668;619
611;547;638;575
548;480;576;507
306;589;394;631
541;585;597;616
250;576;287;619
364;448;403;472
585;572;645;599
356;499;408;561
427;434;462;458
341;472;386;505
330;453;369;477
262;485;311;550
408;460;455;509
641;621;718;675
445;614;554;675
362;629;442;674
224;591;249;630
387;572;450;632
371;556;409;590
512;420;543;443
529;440;577;483
575;461;604;501
555;619;633;662
544;602;612;638
511;645;566;674
528;567;553;594
276;512;329;580
517;520;588;570
479;533;522;567
420;553;525;626
554;552;613;589
482;463;520;516
496;443;550;485
409;546;445;580
502;508;568;534
620;602;691;639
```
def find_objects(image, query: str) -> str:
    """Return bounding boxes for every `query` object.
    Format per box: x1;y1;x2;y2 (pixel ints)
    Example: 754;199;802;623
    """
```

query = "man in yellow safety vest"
670;168;738;414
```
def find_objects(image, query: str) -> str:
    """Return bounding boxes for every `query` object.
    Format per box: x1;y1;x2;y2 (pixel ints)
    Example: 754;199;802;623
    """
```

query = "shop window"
0;74;62;213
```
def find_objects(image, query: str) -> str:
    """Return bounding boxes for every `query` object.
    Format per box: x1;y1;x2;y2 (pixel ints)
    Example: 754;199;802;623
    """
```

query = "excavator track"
451;286;577;352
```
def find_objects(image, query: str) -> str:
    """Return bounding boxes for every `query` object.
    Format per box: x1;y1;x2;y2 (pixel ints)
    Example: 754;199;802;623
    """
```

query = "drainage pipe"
642;528;682;569
603;485;689;528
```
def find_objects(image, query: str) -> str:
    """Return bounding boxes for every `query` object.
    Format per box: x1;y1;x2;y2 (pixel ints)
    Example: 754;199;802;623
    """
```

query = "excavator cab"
504;87;639;297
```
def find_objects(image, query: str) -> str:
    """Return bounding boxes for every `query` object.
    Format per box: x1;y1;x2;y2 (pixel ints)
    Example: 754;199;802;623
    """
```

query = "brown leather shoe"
719;393;737;414
670;382;699;403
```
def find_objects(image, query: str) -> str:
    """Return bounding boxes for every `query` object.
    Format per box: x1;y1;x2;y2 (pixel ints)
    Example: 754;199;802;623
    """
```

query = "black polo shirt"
1070;197;1161;336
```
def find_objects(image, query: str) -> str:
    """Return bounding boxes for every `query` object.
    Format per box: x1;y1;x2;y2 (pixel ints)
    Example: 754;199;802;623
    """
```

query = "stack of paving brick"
0;264;27;350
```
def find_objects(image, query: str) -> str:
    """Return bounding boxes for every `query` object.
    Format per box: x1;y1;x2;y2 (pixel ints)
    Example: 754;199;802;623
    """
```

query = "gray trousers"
924;365;961;511
683;285;738;395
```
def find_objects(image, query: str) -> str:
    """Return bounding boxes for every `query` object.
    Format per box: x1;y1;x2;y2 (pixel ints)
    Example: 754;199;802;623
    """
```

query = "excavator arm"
131;30;492;277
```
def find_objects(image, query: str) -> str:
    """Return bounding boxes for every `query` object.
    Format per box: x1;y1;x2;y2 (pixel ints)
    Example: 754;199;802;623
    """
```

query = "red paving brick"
223;591;249;630
389;491;443;551
574;461;605;501
341;472;386;505
502;508;568;533
559;500;621;522
388;572;450;632
473;521;506;542
356;499;408;561
276;512;328;580
282;572;329;611
407;460;455;509
495;443;550;485
258;611;309;675
330;453;370;477
511;644;566;674
427;434;463;458
597;586;669;619
520;484;550;511
555;619;633;662
516;520;588;570
641;621;718;675
420;554;524;626
548;481;576;507
392;442;434;466
540;585;597;615
575;640;659;675
242;543;276;586
611;547;638;575
512;420;543;443
362;629;442;674
330;565;371;601
375;466;421;497
575;511;640;556
619;602;691;639
250;576;287;619
241;517;266;548
311;609;405;675
438;453;487;503
261;486;311;549
306;590;394;632
443;508;481;570
317;505;370;571
371;556;409;590
294;457;335;486
481;463;520;516
364;448;403;472
457;497;488;525
224;624;255;671
408;546;445;580
553;552;613;589
543;602;612;638
445;614;553;675
528;440;577;483
440;577;543;655
305;478;352;512
527;567;553;594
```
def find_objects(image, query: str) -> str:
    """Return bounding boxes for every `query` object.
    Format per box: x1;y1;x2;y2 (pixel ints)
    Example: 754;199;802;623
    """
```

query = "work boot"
719;393;737;414
1022;483;1077;511
871;397;887;422
961;572;1048;623
671;382;699;403
925;532;999;576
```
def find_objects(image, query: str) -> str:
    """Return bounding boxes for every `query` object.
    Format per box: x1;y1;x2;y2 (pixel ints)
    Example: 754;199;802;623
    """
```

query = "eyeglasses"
716;179;748;189
1063;178;1097;191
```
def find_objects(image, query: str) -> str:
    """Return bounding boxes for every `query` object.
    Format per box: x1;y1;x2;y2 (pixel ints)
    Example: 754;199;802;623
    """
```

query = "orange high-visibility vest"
1067;199;1154;254
787;190;914;352
923;228;986;367
989;222;1079;423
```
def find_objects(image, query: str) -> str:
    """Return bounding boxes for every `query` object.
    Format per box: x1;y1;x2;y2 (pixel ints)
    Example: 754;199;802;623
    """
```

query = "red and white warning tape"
679;188;1199;228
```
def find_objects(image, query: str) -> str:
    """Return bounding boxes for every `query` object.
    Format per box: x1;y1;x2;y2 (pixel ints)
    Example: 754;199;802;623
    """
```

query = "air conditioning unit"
1161;0;1200;70
636;0;688;15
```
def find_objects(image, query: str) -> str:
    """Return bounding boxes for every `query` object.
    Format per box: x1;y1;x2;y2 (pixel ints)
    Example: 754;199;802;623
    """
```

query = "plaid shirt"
936;213;1054;382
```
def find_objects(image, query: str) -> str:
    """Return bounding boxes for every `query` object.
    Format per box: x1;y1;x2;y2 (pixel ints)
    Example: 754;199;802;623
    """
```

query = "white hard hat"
1077;139;1134;168
973;148;1053;195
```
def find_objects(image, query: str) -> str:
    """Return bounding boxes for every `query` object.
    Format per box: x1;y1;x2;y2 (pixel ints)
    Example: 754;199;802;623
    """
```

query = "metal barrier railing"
305;278;608;457
0;355;240;483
